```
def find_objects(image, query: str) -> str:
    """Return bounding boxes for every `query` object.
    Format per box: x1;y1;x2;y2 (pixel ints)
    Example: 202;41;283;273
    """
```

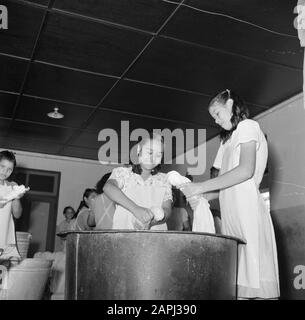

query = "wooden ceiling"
0;0;302;161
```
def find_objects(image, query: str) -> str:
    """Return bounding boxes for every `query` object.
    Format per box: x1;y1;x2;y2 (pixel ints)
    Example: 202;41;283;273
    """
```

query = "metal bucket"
63;231;245;300
0;258;52;300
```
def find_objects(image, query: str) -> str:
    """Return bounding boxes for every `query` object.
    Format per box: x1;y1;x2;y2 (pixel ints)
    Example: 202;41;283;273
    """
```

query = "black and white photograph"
0;0;305;305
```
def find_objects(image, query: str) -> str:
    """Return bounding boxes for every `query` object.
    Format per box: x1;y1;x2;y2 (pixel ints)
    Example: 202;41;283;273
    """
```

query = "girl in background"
87;173;116;230
57;206;76;233
103;133;172;230
74;188;97;231
57;206;76;251
180;90;279;299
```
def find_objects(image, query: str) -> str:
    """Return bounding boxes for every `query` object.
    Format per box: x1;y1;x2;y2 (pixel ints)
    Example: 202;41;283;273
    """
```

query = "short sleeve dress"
0;181;20;258
214;119;280;299
109;167;172;230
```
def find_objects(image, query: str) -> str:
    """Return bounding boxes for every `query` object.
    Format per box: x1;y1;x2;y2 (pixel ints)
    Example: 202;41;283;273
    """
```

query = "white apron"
112;183;167;230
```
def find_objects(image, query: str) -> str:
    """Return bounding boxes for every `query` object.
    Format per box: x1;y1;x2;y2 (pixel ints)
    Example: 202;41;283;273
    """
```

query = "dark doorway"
12;168;61;257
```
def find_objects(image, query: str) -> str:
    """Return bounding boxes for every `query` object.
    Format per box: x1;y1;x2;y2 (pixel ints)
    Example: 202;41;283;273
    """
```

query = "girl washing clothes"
0;151;25;259
180;90;280;299
103;133;172;230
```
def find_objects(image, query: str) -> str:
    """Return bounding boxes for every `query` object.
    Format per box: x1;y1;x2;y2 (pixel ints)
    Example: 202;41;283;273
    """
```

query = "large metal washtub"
63;230;245;300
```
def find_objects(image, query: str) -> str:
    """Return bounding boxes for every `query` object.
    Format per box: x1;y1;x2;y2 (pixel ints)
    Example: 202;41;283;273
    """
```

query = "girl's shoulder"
237;119;259;129
110;166;132;177
235;119;261;135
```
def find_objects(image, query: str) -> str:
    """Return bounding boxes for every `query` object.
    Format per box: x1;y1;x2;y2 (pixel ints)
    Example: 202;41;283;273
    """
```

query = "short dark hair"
63;206;75;215
209;89;249;143
210;166;219;179
0;150;17;169
83;188;97;200
75;188;97;216
185;173;193;182
96;172;111;194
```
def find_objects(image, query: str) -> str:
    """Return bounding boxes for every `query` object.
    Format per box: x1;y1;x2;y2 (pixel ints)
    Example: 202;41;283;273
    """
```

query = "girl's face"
64;208;75;221
0;159;14;182
138;138;163;171
209;100;233;131
84;192;97;206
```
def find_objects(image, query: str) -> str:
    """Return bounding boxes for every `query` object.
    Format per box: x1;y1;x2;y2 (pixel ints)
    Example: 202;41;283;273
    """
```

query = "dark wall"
272;205;305;299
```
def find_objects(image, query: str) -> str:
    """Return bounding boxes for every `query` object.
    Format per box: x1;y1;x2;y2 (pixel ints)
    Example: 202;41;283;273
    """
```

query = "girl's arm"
203;192;219;201
87;210;96;228
182;141;256;197
162;200;172;221
103;179;153;224
86;197;96;227
11;199;22;219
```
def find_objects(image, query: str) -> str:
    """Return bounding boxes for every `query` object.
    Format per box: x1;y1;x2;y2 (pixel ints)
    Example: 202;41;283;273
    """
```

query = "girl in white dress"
0;151;24;259
103;133;172;230
180;90;280;299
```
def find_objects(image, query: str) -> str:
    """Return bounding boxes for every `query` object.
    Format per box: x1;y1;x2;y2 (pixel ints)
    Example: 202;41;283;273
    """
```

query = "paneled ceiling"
0;0;302;162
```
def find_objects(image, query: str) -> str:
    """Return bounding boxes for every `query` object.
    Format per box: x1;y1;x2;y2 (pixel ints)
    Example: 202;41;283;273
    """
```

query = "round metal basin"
63;230;245;300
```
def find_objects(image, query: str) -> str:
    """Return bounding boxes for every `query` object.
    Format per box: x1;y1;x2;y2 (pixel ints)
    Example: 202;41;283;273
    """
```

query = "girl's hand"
133;219;151;230
178;182;204;198
186;195;201;211
132;206;154;225
15;191;26;200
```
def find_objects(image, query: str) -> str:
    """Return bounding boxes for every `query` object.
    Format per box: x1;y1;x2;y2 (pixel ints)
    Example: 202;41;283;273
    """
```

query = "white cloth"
214;119;280;298
192;197;215;233
167;171;215;233
0;182;20;259
110;167;172;230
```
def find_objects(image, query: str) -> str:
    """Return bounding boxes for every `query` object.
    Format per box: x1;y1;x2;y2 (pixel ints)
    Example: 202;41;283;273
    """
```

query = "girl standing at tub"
0;151;24;259
180;90;279;299
103;133;172;230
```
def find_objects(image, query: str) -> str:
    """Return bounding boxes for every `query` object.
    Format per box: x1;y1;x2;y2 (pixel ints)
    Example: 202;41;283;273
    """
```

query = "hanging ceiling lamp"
47;107;64;119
